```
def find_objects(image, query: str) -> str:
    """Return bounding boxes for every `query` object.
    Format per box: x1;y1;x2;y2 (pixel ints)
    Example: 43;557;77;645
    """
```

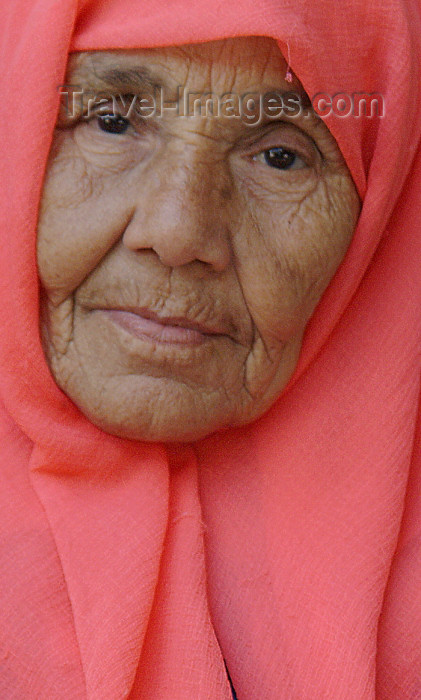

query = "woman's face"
37;36;360;442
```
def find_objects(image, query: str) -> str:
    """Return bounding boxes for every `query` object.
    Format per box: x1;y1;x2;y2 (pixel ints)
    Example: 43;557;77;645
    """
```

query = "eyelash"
85;105;316;174
83;95;145;135
96;113;131;135
253;147;307;171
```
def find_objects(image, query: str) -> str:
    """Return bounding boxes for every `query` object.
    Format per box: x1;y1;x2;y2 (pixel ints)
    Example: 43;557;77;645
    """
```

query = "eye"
254;146;306;171
97;113;131;135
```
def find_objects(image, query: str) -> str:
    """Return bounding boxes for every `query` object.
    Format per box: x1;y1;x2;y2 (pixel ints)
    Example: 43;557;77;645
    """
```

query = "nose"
122;150;232;272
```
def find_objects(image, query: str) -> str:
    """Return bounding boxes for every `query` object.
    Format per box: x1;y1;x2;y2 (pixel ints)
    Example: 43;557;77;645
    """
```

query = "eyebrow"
90;65;166;94
73;62;309;104
65;59;320;133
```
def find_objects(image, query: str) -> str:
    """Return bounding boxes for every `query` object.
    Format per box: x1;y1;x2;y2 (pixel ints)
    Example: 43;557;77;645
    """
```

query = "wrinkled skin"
37;37;360;442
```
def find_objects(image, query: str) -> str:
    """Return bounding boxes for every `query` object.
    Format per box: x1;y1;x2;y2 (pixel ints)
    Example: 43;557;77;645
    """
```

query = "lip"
96;307;228;345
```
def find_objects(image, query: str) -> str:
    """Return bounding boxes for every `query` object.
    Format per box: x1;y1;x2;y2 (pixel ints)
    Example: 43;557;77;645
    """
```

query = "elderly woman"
1;0;420;698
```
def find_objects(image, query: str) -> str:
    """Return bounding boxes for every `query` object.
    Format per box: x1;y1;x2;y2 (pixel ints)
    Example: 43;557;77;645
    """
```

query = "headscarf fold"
1;0;421;697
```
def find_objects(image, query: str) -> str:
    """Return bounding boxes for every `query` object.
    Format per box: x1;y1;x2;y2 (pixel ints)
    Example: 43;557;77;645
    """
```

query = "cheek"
235;173;359;343
37;142;131;303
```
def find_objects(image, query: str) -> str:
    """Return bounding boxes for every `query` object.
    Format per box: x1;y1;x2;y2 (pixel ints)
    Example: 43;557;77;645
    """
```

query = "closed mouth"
95;306;230;345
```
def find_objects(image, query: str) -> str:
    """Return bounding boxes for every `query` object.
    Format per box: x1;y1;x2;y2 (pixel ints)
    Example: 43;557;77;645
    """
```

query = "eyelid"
238;120;322;164
253;148;307;172
56;92;142;130
86;97;133;121
247;139;316;172
84;98;154;138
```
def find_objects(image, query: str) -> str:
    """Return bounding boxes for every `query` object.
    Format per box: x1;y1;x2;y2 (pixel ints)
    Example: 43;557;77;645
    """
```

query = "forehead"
67;36;301;97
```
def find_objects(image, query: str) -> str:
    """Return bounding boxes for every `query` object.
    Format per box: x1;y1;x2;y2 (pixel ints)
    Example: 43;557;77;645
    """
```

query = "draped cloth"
1;0;421;697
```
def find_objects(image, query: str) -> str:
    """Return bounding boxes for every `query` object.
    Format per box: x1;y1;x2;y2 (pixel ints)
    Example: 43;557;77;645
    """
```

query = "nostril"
122;207;232;271
219;185;232;200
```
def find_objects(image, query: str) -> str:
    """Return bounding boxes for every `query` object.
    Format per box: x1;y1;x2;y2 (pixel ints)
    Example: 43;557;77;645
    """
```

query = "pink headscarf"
1;0;421;697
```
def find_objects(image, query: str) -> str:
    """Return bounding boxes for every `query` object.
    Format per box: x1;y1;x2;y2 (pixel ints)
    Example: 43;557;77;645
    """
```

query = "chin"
97;420;222;444
83;406;226;444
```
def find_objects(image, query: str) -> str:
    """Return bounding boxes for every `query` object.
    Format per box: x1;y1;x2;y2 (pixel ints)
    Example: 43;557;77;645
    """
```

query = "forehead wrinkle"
200;38;289;94
67;42;304;101
94;67;163;93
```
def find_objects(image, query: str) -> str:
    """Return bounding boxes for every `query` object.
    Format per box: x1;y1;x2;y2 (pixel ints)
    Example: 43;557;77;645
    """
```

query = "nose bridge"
123;139;232;271
151;140;229;240
161;146;216;221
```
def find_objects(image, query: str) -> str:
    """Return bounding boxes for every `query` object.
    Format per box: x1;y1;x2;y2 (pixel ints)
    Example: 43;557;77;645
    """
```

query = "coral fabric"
0;0;421;697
